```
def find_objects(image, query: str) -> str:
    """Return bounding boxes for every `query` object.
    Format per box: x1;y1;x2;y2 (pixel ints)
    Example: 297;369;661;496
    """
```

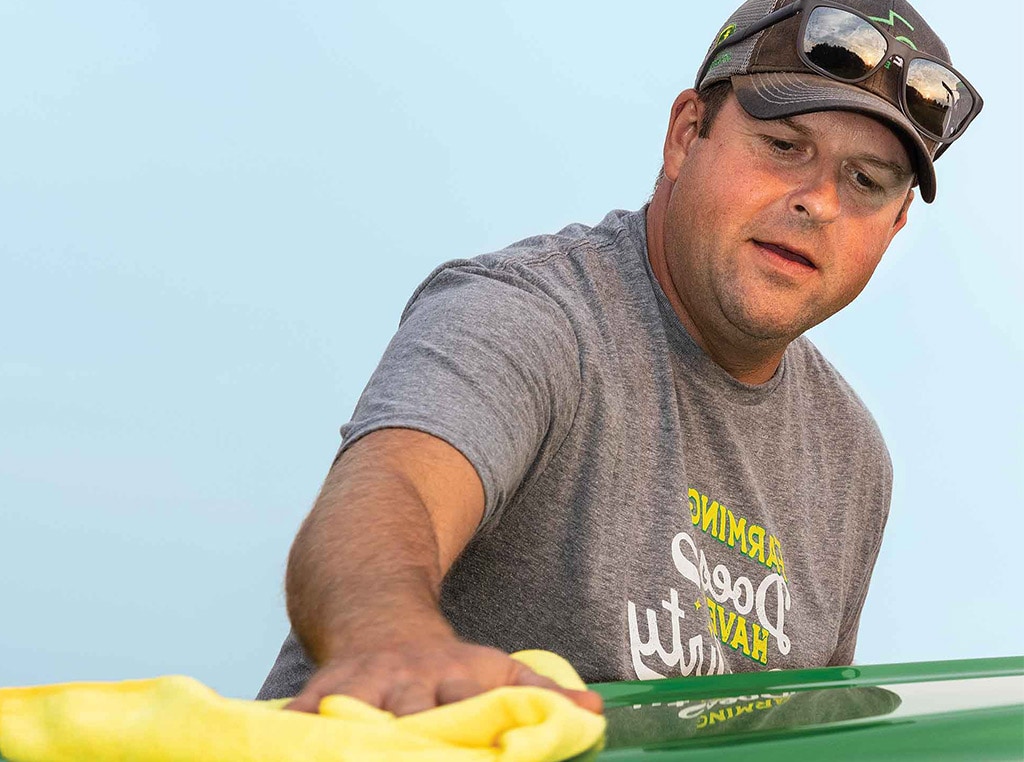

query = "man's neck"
645;181;786;385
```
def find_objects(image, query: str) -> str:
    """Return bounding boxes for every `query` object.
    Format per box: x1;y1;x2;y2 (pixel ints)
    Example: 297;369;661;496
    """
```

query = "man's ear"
663;89;705;183
891;187;914;237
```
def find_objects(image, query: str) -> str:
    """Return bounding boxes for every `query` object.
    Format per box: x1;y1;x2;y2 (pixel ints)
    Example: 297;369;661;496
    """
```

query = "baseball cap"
696;0;974;203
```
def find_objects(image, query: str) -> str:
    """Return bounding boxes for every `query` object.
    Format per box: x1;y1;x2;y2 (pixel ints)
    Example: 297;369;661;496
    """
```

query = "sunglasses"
696;1;983;157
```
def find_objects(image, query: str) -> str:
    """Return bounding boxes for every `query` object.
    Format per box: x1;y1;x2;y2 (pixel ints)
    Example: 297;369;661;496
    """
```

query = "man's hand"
284;636;604;717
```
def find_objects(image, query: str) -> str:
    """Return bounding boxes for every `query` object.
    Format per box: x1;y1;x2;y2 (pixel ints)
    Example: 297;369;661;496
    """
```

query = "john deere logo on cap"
868;11;918;50
716;24;737;46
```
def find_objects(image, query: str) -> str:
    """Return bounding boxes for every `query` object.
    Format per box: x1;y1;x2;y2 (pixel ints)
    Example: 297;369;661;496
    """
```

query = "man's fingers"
284;674;383;714
505;661;604;714
285;679;602;716
384;681;439;717
280;646;603;719
563;688;604;715
325;680;385;709
283;691;322;714
436;677;485;706
508;663;563;690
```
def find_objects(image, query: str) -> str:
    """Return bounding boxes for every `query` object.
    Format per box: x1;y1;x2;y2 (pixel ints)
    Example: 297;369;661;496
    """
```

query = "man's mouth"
754;240;816;269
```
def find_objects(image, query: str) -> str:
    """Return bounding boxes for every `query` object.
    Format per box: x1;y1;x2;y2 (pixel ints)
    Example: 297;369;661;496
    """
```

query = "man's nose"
788;167;841;224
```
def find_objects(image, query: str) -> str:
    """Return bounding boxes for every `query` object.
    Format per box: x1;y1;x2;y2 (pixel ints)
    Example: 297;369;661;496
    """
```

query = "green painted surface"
581;656;1024;760
591;656;1024;706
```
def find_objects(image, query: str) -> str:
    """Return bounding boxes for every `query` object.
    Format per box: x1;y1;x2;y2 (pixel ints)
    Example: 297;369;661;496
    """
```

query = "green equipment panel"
582;656;1024;760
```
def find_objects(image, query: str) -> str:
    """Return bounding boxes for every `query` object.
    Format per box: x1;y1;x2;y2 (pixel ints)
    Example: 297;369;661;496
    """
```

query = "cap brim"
730;72;936;203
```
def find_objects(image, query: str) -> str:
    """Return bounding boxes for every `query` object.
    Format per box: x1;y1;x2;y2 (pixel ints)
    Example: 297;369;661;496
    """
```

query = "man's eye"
761;136;798;154
851;169;882;192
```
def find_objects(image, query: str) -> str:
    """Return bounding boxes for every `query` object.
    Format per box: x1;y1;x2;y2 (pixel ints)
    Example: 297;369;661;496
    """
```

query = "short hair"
696;80;733;138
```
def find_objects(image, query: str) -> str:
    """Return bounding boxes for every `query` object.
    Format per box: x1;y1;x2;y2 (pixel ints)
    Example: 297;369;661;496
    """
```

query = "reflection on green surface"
605;685;901;749
593;706;1023;761
588;656;1024;760
593;655;1024;707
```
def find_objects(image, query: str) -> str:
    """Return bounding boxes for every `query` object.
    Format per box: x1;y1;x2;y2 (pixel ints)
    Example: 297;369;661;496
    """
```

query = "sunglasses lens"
803;7;886;80
905;58;975;139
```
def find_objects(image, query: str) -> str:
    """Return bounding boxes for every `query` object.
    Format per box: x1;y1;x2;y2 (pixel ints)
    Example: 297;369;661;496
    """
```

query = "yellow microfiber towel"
0;649;605;762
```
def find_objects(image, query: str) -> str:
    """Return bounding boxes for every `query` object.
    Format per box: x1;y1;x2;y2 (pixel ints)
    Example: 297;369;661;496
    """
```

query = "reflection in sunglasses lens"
906;58;973;139
803;7;886;80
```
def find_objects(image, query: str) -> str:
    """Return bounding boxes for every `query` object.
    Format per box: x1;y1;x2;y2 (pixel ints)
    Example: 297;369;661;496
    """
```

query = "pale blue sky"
1;2;1020;699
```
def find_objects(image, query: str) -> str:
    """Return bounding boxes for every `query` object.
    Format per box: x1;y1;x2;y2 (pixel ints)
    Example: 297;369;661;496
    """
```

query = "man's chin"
721;302;817;345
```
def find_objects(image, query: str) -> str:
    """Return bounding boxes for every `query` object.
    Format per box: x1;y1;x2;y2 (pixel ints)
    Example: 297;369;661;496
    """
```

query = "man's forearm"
285;436;457;664
280;428;602;717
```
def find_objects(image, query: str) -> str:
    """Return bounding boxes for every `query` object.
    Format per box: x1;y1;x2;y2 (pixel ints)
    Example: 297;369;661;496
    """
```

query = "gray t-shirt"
258;207;891;698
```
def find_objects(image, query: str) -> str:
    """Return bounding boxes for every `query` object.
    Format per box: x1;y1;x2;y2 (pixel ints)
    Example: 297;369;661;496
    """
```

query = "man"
258;0;981;717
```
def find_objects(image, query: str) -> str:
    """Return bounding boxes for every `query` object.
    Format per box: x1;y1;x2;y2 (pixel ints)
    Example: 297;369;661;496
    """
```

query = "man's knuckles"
383;681;441;716
436;677;484;705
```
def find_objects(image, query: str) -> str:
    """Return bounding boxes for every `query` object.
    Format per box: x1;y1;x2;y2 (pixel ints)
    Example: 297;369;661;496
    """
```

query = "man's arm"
283;427;602;716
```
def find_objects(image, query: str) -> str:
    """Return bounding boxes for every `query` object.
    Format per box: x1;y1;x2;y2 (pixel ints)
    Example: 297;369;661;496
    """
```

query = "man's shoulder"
471;207;645;281
786;336;890;454
788;336;865;400
406;208;649;315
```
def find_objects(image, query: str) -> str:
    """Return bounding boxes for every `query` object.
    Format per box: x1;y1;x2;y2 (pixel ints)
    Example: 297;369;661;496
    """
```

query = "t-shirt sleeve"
337;259;582;530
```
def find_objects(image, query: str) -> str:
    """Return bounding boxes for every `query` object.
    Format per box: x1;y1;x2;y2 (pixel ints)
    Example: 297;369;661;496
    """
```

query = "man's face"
660;92;914;351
